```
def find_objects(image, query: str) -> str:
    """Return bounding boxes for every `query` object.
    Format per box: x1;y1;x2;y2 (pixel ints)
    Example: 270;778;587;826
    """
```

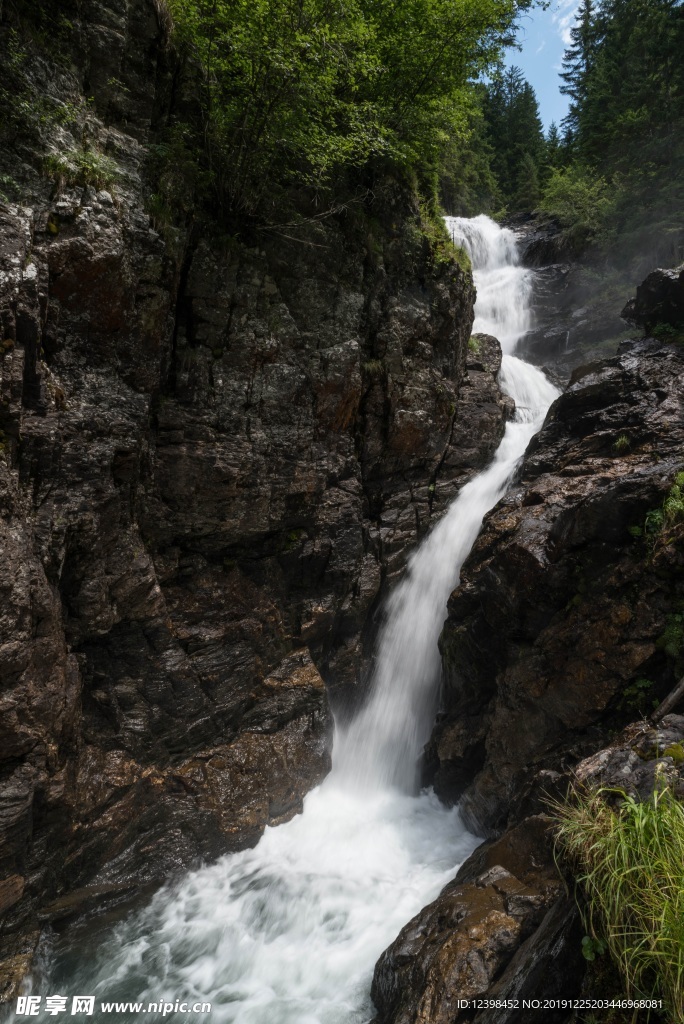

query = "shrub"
540;165;614;237
43;147;118;190
164;0;533;218
554;784;684;1022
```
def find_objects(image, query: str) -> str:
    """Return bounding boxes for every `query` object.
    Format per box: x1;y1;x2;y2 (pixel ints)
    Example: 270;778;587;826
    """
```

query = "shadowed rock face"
0;0;512;995
431;338;684;837
622;264;684;332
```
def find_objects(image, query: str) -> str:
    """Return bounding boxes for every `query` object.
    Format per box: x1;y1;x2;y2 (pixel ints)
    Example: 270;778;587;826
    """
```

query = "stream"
33;215;560;1024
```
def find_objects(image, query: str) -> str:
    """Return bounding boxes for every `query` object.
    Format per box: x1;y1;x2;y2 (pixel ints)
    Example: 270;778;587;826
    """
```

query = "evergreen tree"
560;0;598;134
482;66;545;209
512;151;540;209
542;0;684;268
539;121;565;183
546;122;562;165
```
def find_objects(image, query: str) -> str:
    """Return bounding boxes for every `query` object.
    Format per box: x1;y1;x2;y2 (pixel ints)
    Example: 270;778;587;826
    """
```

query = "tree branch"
651;675;684;723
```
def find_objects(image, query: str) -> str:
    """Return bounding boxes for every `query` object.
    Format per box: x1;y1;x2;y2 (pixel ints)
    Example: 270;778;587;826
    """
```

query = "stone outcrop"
622;264;684;332
0;0;511;995
511;218;628;376
371;816;574;1024
373;711;684;1023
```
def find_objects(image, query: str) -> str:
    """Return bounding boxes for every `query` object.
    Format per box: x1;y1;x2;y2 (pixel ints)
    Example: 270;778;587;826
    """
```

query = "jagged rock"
622;264;684;331
573;714;684;801
371;817;564;1024
518;218;579;268
509;219;628;375
432;338;684;837
375;717;684;1024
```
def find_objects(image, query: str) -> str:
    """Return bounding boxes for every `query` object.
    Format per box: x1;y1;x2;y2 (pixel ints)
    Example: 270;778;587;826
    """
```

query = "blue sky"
504;0;580;130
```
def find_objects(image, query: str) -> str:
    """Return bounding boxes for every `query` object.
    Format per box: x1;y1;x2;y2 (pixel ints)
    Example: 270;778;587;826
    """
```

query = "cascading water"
33;217;559;1024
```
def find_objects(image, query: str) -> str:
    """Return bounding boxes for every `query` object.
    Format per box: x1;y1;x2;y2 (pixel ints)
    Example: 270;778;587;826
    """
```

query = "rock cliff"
432;337;684;835
0;0;510;996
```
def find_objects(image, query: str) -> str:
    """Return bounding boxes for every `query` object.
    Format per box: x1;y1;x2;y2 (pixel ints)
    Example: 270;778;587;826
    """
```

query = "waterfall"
446;214;533;350
332;216;557;794
38;217;560;1024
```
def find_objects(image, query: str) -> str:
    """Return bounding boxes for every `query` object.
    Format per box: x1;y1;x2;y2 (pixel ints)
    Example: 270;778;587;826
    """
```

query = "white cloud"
552;0;580;46
535;39;547;54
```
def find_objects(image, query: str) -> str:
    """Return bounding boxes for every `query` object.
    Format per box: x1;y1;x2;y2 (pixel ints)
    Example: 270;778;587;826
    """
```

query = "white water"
39;217;559;1024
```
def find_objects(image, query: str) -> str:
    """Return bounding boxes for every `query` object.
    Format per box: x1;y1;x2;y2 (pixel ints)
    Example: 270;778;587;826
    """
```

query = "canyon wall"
0;0;513;995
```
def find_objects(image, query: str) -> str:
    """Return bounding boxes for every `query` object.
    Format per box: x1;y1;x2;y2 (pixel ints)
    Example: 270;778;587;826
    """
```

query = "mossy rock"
663;742;684;765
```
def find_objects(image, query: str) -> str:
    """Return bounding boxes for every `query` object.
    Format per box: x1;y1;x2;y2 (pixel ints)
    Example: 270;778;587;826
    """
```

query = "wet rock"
371;817;563;1024
518;218;580;268
622;264;684;331
471;897;584;1024
432;338;684;836
507;217;631;376
573;714;684;801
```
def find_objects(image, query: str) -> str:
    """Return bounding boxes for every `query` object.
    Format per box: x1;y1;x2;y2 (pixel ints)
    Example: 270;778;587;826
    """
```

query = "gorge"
1;0;684;1020
28;217;558;1022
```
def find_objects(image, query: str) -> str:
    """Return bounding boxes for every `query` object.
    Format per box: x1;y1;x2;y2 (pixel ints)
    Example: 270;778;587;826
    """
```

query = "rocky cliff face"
0;0;511;996
432;337;684;835
514;218;629;376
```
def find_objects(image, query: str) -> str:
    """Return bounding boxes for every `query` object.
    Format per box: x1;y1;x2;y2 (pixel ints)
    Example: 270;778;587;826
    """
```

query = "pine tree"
512;151;540;210
560;0;598;134
483;66;545;210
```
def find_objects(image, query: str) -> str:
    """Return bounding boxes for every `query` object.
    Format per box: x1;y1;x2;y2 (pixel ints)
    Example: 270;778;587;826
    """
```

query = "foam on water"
445;213;533;352
36;217;559;1024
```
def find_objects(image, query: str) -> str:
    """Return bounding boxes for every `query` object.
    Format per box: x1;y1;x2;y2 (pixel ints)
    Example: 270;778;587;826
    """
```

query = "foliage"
0;29;80;147
438;87;502;215
541;0;684;263
657;611;684;663
0;172;20;202
420;201;472;270
581;934;607;962
164;0;532;218
663;743;684;765
539;164;613;236
651;322;684;343
43;148;119;190
145;122;205;231
618;677;656;715
554;784;684;1022
643;472;684;550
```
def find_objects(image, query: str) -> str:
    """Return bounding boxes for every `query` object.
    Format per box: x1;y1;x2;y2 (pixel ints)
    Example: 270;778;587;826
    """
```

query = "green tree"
512;150;540;209
482;65;545;209
560;0;598;135
545;0;684;257
164;0;535;220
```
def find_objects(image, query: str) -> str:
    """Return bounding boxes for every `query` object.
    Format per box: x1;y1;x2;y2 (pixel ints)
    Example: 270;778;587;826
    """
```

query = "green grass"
554;784;684;1021
643;471;684;550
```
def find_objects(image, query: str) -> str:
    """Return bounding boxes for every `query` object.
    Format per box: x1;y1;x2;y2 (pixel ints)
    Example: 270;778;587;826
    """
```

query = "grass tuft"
553;784;684;1022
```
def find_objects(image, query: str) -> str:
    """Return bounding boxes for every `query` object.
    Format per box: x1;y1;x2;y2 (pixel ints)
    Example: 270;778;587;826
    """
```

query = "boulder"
622;265;684;331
